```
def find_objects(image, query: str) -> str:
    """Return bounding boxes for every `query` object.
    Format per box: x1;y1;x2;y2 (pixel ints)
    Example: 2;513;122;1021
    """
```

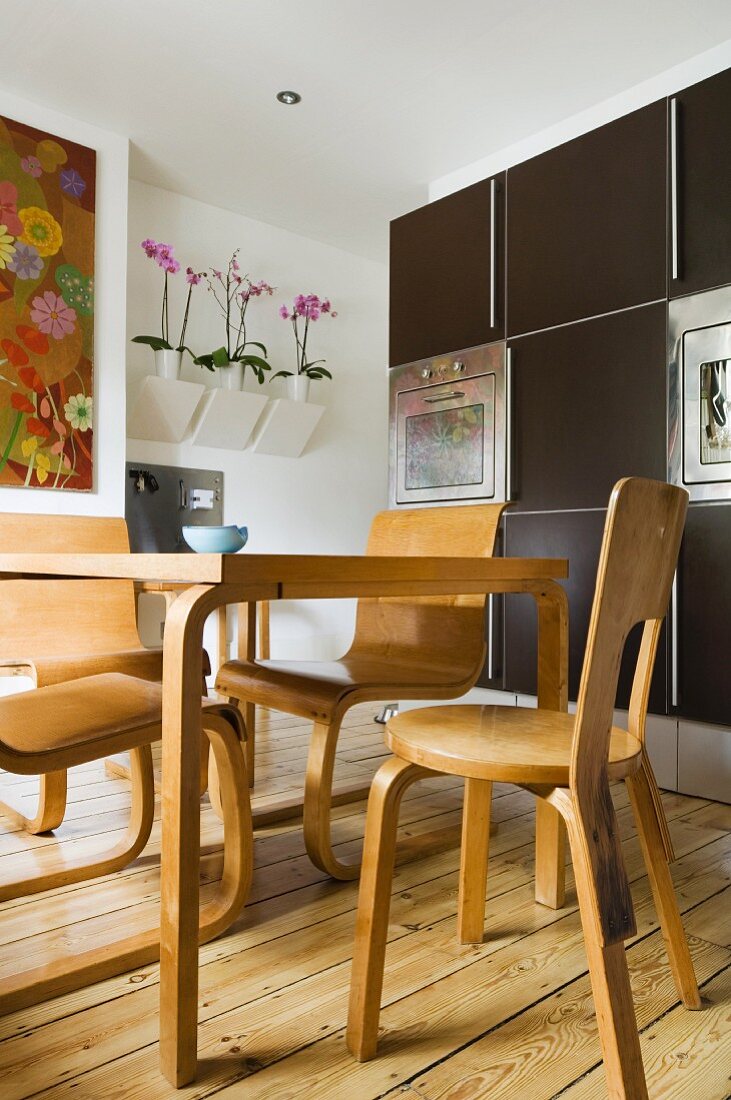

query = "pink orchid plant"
272;293;337;383
132;239;204;354
194;250;275;383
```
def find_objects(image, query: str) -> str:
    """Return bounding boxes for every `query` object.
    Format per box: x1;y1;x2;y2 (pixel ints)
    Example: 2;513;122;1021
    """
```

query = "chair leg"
457;778;492;944
304;717;362;881
346;757;429;1062
626;764;701;1009
0;745;155;903
0;713;252;1014
0;768;67;835
535;799;567;909
559;792;649;1100
208;699;249;822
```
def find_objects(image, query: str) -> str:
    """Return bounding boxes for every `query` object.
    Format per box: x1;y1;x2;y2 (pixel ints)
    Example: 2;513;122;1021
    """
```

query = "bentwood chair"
0;673;250;913
346;479;700;1100
216;503;507;881
0;514;209;836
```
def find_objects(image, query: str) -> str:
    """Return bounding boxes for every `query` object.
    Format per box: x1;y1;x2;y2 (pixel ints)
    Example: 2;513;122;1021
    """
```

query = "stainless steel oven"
389;342;508;507
669;285;731;501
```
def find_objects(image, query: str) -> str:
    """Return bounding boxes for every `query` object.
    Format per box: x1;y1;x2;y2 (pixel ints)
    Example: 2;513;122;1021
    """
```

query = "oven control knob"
421;368;432;379
452;360;465;374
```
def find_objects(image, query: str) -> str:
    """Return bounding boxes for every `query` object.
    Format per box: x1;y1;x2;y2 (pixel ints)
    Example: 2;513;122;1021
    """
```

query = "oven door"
682;321;731;488
395;372;501;504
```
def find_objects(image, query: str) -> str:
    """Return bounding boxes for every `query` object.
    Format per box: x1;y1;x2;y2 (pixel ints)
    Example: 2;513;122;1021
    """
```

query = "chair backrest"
349;503;507;680
571;478;688;792
0;514;142;660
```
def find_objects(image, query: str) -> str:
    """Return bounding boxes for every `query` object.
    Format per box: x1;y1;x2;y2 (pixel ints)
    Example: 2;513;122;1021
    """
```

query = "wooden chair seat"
0;673;169;770
386;704;643;785
217;654;474;724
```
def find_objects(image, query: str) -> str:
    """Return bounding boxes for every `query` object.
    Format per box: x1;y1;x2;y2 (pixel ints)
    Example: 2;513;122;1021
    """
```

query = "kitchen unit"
506;101;667;337
389;174;504;367
389;64;731;800
668;66;731;298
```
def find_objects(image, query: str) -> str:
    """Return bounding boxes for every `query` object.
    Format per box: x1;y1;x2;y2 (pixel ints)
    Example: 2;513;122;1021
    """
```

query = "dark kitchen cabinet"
389;174;505;367
508;301;667;512
507;101;666;337
502;508;668;712
669;66;731;298
677;503;731;726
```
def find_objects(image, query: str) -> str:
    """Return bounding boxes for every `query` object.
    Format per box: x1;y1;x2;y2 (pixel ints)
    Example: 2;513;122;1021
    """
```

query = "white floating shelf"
190;388;269;450
252;398;325;458
128;376;205;443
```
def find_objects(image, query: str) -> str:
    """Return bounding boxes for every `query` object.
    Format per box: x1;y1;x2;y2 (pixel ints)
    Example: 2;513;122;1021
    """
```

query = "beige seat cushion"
0;673;166;773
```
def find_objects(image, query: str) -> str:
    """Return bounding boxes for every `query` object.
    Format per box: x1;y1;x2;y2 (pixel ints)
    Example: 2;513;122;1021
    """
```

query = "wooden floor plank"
0;700;726;1100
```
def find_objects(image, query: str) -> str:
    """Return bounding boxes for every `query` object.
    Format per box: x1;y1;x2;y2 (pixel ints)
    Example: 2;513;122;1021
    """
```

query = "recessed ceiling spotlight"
276;90;301;105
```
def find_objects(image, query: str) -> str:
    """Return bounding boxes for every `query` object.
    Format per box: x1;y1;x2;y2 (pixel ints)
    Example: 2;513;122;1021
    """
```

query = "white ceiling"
2;1;731;261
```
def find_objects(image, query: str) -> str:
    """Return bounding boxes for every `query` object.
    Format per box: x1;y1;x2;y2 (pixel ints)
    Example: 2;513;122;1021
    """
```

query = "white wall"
430;38;731;200
0;89;128;516
126;180;388;659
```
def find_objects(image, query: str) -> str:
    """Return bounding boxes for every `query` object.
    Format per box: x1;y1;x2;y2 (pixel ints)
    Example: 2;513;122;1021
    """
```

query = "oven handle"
490;176;498;328
506;346;513;501
422;391;466;403
670;97;680;281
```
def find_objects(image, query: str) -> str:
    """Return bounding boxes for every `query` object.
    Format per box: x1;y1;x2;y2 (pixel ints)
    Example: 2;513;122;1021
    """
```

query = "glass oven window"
699;359;731;465
404;403;484;489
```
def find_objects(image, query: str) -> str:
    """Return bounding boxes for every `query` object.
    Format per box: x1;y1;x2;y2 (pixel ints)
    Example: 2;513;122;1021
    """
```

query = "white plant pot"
154;349;183;380
218;361;244;391
286;375;310;402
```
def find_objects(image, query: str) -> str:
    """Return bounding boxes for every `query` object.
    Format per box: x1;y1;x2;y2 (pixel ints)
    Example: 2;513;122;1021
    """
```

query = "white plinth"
190;388;269;450
252;398;325;458
127;376;206;443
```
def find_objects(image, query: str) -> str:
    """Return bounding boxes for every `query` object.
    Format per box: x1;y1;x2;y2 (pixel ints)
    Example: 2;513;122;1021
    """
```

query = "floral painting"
0;116;95;491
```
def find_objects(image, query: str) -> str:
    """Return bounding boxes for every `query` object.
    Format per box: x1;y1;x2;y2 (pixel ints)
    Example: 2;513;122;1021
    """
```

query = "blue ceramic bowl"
182;525;248;553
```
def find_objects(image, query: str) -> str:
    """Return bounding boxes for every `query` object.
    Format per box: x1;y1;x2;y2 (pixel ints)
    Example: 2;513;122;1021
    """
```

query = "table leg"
236;603;257;787
532;581;569;909
159;585;212;1088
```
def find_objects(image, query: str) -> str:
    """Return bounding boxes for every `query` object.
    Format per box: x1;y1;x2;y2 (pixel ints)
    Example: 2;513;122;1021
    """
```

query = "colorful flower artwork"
0;116;95;491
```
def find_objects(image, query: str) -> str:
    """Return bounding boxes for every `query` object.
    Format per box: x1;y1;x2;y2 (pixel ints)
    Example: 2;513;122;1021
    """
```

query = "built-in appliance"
389;341;508;507
669;285;731;501
124;462;223;552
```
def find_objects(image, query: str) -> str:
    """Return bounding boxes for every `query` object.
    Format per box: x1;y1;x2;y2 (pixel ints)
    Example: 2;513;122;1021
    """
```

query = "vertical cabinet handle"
487;594;495;680
670;97;680;281
671;571;679;708
506;346;513;501
490;177;498;328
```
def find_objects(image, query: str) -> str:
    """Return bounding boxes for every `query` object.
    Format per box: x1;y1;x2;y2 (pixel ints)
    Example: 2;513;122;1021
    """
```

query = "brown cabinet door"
678;504;731;725
507;102;667;337
669;66;731;298
389;175;504;367
508;301;667;512
503;508;668;712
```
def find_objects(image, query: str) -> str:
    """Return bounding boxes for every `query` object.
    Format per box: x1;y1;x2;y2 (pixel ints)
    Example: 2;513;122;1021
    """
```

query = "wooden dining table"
0;550;568;1087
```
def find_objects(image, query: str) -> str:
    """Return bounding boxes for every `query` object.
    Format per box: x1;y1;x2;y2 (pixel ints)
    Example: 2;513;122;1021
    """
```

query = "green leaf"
237;354;271;373
269;370;293;381
211;346;231;368
193;353;216;371
243;340;268;356
131;335;173;351
306;367;332;380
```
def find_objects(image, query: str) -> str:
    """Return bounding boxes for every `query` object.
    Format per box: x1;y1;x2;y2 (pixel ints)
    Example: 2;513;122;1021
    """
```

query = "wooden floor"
0;702;729;1099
